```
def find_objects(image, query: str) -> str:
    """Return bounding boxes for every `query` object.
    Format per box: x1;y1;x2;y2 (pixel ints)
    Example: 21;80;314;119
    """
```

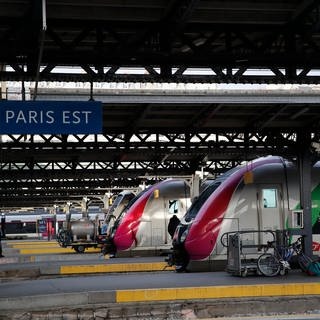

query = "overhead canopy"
1;1;320;83
1;88;320;208
1;0;320;207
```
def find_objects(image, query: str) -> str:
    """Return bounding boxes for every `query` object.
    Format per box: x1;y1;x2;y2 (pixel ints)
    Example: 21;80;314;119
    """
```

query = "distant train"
2;213;42;239
171;156;320;271
101;179;191;256
102;190;136;236
2;211;104;242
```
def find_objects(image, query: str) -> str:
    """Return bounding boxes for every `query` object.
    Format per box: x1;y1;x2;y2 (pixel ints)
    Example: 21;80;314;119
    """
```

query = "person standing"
168;215;180;239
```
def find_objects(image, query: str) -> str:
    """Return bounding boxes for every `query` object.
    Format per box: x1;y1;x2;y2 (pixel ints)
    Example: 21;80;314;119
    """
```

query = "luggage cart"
221;230;276;277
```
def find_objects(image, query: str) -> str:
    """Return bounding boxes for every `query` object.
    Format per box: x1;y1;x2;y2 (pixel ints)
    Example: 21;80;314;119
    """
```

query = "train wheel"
257;253;280;277
74;245;85;253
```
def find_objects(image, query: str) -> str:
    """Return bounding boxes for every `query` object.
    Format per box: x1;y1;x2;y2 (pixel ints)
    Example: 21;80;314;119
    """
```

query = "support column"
297;131;313;257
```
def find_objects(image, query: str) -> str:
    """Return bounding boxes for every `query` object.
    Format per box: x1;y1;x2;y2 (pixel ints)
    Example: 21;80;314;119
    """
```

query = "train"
2;192;137;253
170;156;320;272
101;178;191;257
2;210;105;242
101;190;136;236
2;213;43;239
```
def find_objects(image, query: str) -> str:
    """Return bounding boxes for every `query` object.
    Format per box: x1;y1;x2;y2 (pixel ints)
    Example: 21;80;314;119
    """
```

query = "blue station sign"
0;101;102;134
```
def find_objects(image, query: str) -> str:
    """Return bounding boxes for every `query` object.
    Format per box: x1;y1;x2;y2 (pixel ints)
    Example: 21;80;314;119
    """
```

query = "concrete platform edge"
0;291;116;311
0;283;319;311
1;294;320;320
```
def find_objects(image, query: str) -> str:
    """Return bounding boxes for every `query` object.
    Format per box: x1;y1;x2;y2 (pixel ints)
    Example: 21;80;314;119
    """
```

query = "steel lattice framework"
1;1;320;83
0;129;312;207
1;1;320;207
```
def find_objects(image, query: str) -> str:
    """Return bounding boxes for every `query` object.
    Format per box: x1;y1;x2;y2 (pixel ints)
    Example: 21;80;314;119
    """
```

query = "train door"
151;198;180;246
257;184;284;232
136;195;164;247
150;202;164;247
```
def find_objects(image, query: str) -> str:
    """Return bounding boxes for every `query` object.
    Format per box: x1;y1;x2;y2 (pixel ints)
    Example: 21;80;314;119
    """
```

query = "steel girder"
0;130;311;207
1;1;320;83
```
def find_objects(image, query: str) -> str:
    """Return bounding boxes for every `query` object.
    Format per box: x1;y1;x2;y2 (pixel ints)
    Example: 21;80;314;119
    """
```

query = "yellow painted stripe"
7;241;57;245
19;247;100;254
116;282;320;303
60;262;174;274
10;242;59;248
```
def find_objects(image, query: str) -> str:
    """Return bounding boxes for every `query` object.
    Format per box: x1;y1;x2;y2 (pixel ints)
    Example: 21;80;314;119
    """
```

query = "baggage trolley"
221;230;275;277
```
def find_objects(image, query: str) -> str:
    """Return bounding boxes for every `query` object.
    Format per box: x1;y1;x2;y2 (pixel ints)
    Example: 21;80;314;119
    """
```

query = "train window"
116;186;152;222
184;181;221;222
262;189;277;208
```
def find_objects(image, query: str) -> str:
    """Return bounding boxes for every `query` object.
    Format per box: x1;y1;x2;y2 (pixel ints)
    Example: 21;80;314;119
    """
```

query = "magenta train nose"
184;182;238;260
184;157;283;260
112;179;191;252
113;191;150;251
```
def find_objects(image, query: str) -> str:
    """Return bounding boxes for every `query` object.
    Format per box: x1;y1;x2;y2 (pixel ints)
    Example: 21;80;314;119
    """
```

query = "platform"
0;240;319;319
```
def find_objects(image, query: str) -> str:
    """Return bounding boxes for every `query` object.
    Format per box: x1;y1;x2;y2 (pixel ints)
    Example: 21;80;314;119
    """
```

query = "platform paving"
0;240;174;279
0;239;319;319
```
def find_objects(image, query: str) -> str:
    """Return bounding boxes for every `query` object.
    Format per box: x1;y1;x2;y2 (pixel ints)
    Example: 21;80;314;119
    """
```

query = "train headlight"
180;229;188;243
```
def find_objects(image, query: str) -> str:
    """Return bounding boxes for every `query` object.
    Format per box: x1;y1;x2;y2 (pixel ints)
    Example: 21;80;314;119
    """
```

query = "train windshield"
184;182;221;222
108;192;134;216
183;165;242;222
108;194;124;215
115;186;152;223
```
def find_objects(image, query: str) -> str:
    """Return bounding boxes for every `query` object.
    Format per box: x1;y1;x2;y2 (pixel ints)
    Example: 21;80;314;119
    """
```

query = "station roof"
1;87;320;208
1;1;320;83
35;86;320;132
1;0;320;208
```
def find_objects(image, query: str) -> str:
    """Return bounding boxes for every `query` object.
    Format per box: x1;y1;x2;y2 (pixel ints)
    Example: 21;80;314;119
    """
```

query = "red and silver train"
101;178;191;257
171;156;320;271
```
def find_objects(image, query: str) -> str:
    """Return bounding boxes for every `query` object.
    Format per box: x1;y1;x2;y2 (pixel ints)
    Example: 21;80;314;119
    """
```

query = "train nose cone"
113;220;139;251
184;237;216;260
184;221;219;260
113;233;133;251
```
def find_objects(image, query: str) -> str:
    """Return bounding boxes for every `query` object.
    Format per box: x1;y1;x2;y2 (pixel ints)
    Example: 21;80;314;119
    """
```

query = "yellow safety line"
116;282;320;302
19;247;101;254
10;241;58;244
60;262;174;274
11;245;61;249
10;243;59;248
